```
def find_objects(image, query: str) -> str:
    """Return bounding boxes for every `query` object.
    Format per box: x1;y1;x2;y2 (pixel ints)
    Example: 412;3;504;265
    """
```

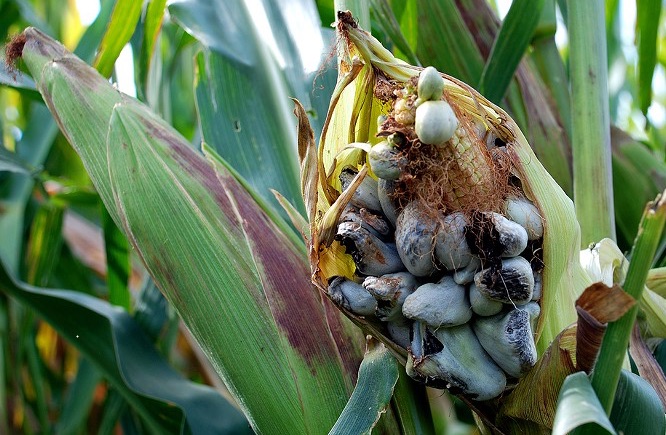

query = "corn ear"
300;12;591;405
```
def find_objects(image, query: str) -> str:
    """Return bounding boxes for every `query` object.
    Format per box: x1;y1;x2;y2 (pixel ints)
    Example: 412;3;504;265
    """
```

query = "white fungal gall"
368;141;406;180
505;197;544;240
328;277;377;316
414;100;458;145
489;212;529;258
469;283;503;317
378;179;399;225
417;66;445;102
435;212;473;270
402;277;472;328
473;308;538;378
426;324;507;401
339;169;382;211
395;202;438;276
474;256;535;304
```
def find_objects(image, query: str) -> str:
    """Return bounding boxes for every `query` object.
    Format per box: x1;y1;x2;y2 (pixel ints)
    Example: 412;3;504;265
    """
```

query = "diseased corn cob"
298;11;587;403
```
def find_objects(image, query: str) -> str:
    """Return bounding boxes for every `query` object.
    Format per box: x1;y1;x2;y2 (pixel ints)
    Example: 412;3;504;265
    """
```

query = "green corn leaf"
138;0;167;98
608;370;666;435
0;146;34;175
16;27;358;433
0;61;39;98
390;371;435;435
0;257;251;434
9;0;53;36
329;339;400;435
98;390;129;435
169;0;334;219
0;105;57;273
93;0;143;78
55;358;102;435
553;372;617;435
412;0;484;83
636;0;662;115
24;200;64;287
0;0;113;273
611;131;666;248
478;0;546;103
369;0;420;66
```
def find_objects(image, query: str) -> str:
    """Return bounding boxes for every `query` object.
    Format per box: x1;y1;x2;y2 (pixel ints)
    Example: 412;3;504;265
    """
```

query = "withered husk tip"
5;32;27;72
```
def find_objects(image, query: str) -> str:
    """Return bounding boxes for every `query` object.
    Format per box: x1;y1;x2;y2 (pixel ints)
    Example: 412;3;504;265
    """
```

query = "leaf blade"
553;372;616;435
636;0;662;114
329;340;400;435
478;0;546;103
93;0;143;77
0;258;251;435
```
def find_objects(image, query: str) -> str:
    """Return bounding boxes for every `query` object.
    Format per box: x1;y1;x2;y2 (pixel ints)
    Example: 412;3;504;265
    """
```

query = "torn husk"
297;11;590;403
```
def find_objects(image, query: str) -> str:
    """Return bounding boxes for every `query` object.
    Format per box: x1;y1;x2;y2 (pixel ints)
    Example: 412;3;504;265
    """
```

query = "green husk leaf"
329;339;400;435
107;92;351;435
553;372;616;435
17;27;357;433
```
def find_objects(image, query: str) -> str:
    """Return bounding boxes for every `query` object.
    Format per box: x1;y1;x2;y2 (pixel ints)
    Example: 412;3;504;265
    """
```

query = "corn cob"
299;11;587;403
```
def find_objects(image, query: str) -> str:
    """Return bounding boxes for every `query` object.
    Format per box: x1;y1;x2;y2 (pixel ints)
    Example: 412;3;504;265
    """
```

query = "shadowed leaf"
0;258;251;434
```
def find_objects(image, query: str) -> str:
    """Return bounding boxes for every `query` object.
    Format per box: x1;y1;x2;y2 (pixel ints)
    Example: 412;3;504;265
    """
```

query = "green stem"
589;192;666;414
567;0;615;245
531;38;572;139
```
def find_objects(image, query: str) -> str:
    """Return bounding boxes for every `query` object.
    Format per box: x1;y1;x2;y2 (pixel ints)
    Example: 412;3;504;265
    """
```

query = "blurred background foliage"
0;0;665;433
